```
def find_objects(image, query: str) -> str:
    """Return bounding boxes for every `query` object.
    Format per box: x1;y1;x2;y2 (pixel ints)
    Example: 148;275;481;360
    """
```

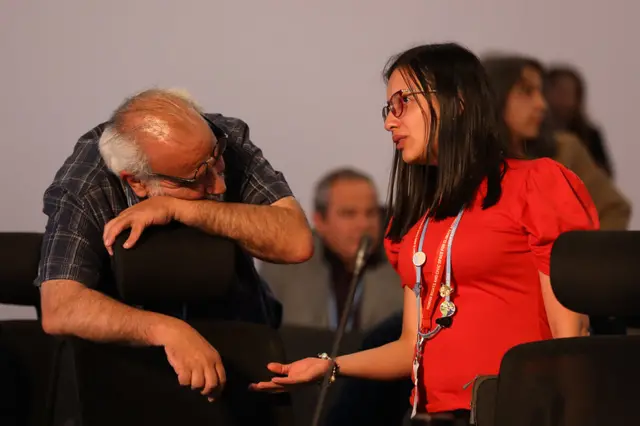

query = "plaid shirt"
35;113;292;327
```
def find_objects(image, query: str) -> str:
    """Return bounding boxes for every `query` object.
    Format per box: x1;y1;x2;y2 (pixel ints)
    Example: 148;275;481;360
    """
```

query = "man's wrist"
146;313;181;346
172;198;219;228
170;198;195;226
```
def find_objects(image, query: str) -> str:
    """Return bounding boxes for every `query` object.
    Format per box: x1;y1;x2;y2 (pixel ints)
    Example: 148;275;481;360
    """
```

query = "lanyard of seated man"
411;208;464;418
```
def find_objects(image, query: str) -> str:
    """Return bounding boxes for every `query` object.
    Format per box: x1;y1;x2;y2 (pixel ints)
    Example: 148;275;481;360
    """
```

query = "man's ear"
121;172;149;198
312;211;326;233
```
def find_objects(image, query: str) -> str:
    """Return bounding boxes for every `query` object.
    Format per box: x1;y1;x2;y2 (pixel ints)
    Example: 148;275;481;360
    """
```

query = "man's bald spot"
114;90;212;150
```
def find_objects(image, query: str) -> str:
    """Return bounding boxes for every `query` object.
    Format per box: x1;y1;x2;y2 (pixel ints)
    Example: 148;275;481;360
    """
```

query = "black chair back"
0;232;60;426
66;321;292;426
494;337;640;426
550;230;640;316
483;231;640;426
0;232;42;308
60;223;293;426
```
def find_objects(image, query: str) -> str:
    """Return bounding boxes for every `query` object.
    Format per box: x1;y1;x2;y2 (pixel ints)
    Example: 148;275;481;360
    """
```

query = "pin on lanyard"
327;278;364;332
410;208;464;418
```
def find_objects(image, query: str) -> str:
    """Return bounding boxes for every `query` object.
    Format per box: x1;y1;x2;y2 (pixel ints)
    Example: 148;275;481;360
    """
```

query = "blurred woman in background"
545;66;615;177
483;55;631;336
483;55;631;232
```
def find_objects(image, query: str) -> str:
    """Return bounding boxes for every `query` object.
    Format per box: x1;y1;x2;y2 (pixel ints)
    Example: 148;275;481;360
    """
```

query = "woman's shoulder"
499;157;592;214
502;156;597;221
503;157;575;184
505;156;564;168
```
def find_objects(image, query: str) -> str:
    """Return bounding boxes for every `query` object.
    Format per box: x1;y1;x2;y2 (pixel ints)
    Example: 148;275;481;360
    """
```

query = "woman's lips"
393;136;406;149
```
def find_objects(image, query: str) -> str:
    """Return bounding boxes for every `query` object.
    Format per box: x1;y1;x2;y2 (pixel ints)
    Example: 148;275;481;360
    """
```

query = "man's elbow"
39;280;77;336
286;228;314;263
40;304;66;336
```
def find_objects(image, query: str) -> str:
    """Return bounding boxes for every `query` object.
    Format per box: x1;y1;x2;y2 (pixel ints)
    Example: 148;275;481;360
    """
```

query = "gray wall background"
1;0;637;319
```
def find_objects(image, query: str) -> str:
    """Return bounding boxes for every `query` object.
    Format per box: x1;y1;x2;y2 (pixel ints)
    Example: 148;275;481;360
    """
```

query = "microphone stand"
309;236;372;426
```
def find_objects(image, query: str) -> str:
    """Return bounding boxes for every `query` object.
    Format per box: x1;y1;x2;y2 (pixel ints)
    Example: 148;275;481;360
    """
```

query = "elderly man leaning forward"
35;88;313;401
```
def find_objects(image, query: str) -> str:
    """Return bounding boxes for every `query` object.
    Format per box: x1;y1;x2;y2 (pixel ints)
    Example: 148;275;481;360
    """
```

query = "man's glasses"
382;89;436;121
147;115;227;186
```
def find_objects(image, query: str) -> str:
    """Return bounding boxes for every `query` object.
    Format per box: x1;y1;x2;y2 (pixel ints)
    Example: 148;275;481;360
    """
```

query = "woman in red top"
251;43;597;422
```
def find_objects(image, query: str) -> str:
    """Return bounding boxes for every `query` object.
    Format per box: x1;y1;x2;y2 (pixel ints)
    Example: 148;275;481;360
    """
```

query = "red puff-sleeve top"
384;158;599;414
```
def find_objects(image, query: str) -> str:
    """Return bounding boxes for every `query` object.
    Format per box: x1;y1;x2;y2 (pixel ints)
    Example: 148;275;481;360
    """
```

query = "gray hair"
98;87;204;180
98;125;151;178
313;167;376;216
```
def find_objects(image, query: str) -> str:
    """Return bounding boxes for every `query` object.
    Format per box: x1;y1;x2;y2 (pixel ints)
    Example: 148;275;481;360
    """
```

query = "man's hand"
40;280;225;401
103;196;177;255
157;318;227;401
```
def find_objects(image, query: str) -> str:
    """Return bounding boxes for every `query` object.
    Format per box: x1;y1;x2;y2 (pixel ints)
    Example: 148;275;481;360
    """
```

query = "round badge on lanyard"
439;300;456;316
412;251;426;267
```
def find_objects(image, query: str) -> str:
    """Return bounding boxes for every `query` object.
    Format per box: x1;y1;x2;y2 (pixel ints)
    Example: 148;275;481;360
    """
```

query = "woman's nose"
384;114;399;132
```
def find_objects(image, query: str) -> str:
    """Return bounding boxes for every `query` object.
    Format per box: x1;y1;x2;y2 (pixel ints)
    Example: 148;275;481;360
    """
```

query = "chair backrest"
66;320;292;426
494;337;640;426
0;232;60;426
0;232;42;308
111;222;236;306
0;321;60;426
64;224;293;426
487;231;640;426
550;230;640;316
470;375;498;426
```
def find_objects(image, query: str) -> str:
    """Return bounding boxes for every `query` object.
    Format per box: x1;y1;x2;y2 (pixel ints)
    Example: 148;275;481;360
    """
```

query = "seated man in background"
35;88;313;399
260;168;402;333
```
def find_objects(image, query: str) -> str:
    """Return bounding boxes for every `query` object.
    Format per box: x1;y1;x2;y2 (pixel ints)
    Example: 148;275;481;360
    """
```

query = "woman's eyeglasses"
382;89;436;121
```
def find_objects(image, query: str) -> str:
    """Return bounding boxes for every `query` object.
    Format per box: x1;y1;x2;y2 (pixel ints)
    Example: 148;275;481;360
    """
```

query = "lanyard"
410;208;464;418
327;278;364;332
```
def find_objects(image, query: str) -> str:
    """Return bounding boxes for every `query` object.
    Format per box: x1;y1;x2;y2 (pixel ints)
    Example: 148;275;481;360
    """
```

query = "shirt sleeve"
520;158;600;276
34;186;107;289
222;117;293;205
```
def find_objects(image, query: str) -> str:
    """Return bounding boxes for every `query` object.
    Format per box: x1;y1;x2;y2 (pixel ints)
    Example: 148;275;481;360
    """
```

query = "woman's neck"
510;135;526;158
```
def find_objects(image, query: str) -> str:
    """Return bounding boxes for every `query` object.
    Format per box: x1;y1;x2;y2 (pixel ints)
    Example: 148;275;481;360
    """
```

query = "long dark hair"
546;67;589;137
482;55;557;159
546;66;613;176
384;43;505;242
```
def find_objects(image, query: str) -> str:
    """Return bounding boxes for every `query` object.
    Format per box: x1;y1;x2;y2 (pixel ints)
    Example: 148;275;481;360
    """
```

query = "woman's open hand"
249;357;331;392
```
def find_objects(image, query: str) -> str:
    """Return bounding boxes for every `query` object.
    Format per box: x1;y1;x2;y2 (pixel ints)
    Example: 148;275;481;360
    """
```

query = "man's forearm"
40;279;174;346
175;198;313;264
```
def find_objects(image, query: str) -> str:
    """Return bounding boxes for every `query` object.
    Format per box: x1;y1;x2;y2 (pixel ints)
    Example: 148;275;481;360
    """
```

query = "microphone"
310;234;373;426
353;234;372;275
